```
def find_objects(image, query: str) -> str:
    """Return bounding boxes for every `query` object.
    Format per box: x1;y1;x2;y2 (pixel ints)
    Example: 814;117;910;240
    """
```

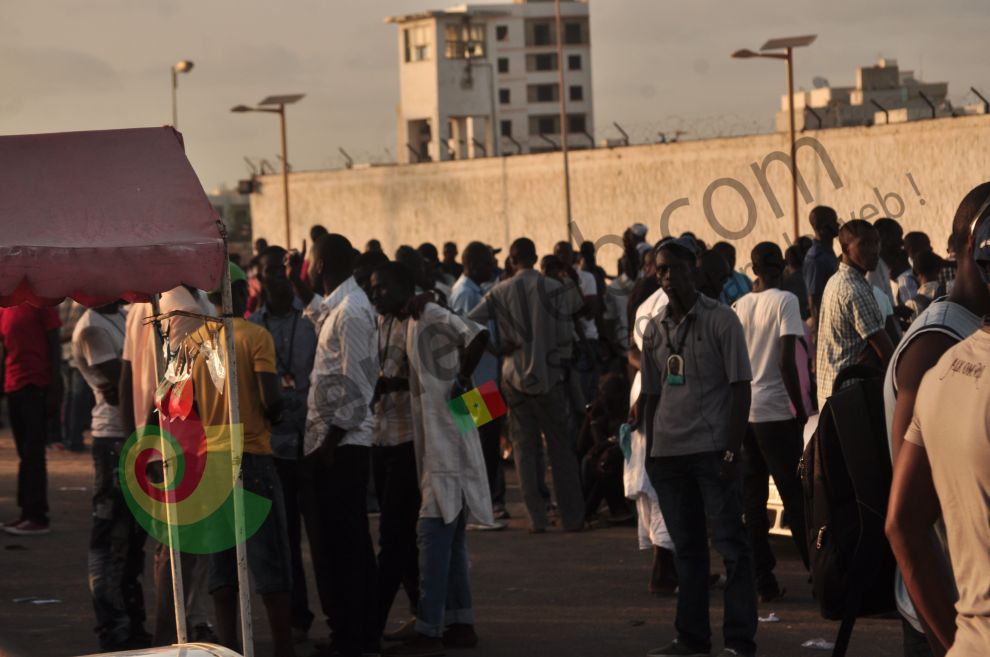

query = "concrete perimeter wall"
250;115;989;271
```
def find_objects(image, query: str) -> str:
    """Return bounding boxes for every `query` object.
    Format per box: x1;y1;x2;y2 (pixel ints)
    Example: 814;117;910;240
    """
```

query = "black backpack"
800;365;897;656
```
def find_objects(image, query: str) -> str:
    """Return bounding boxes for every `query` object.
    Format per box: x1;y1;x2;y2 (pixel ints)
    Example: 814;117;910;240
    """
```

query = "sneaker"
4;519;50;536
492;507;510;520
383;634;445;657
442;624;478;649
758;583;786;604
646;640;710;656
191;623;220;643
466;520;507;532
128;626;152;648
384;617;419;642
2;517;24;528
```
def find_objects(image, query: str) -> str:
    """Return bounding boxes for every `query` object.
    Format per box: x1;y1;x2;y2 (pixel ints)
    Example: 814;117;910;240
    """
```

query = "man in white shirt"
74;301;149;651
289;233;380;657
732;243;809;603
370;262;492;657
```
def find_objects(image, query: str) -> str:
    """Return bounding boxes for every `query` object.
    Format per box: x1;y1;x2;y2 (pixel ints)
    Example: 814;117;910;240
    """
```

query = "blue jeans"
208;453;292;595
415;512;474;638
648;451;758;656
88;438;147;649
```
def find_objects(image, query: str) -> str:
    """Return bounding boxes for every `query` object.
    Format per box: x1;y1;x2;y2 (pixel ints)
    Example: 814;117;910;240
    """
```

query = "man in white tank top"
885;183;990;656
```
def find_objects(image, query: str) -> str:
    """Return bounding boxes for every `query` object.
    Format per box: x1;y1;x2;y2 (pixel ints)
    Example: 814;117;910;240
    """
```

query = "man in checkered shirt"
815;220;896;409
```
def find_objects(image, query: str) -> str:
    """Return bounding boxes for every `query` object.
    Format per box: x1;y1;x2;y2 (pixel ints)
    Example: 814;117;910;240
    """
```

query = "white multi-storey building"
386;0;593;164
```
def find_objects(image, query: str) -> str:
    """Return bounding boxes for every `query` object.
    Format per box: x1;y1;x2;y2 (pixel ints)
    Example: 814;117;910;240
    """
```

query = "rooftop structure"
778;58;986;131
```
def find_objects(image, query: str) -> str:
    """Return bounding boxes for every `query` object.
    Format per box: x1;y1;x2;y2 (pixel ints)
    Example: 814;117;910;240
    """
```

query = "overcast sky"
3;0;988;191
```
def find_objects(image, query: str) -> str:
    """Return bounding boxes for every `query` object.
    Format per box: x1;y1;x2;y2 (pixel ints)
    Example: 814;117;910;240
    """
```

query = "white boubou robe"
625;287;674;551
406;303;495;526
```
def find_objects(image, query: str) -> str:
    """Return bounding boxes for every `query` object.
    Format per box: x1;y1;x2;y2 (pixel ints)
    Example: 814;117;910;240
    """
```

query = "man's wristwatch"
722;450;736;464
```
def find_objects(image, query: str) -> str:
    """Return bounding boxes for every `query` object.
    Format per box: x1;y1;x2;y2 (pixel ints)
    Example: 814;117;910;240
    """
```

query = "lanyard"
661;313;695;357
263;310;299;375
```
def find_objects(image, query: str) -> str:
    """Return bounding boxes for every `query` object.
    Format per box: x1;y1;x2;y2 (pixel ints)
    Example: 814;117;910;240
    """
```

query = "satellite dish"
812;76;829;89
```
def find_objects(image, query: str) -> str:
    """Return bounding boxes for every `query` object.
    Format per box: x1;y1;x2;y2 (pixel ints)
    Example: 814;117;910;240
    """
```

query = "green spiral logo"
119;409;271;554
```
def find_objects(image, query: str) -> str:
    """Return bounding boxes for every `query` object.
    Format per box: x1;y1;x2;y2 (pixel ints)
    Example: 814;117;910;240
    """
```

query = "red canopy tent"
0;127;254;656
0;127;225;307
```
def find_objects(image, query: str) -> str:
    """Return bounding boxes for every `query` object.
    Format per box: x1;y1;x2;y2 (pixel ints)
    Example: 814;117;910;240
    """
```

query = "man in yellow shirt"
186;262;294;657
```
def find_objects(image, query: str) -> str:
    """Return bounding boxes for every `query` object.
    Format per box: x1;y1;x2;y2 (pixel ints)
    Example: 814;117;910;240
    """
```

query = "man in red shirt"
0;303;62;535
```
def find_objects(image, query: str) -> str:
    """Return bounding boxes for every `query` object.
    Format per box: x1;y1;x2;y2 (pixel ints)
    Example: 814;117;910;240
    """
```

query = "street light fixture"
230;94;305;248
171;60;194;128
732;35;816;242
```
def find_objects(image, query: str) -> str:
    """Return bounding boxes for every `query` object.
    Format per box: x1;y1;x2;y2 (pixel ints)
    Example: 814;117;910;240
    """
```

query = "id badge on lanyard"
666;354;685;386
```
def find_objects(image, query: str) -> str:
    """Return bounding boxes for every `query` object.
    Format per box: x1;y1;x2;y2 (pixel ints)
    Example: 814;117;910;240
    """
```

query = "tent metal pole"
150;294;188;644
220;246;254;657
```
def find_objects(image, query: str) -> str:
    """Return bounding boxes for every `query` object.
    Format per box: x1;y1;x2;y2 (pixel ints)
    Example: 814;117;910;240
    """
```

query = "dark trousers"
302;444;379;656
581;452;628;520
741;420;810;594
63;367;95;450
274;456;314;633
477;417;505;507
9;385;49;522
372;442;421;633
503;383;585;531
902;619;934;657
649;451;758;656
89;438;147;648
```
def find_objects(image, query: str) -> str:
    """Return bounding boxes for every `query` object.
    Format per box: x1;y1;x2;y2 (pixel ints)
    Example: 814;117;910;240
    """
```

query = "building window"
526;53;558;72
498;57;509;74
530;22;553;46
568;114;587;134
564;22;583;45
501;120;513;138
499;88;511;105
496;25;508;41
568;54;582;70
569;85;583;101
529;115;560;135
445;22;486;59
528;84;559;103
403;25;431;62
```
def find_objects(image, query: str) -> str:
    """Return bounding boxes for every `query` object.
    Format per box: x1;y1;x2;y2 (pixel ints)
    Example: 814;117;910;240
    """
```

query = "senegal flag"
448;380;507;433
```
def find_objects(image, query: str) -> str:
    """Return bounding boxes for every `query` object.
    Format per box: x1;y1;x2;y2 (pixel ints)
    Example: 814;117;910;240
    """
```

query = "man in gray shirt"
469;238;585;533
639;239;758;657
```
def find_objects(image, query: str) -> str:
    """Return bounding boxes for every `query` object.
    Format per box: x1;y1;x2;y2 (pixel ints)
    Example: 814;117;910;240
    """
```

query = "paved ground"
0;430;904;657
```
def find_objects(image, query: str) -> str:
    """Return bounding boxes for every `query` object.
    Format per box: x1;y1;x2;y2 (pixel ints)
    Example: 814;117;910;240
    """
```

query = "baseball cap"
666;235;700;256
210;261;248;294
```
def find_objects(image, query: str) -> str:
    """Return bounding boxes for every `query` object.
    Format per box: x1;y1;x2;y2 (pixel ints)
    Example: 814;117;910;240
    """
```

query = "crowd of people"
1;182;989;657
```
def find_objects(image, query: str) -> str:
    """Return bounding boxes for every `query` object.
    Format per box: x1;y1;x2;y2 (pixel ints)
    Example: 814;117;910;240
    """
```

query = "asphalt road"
0;430;903;657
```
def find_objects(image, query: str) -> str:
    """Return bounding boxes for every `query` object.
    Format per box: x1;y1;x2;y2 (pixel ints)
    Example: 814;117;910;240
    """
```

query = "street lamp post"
231;94;305;248
171;60;194;128
732;35;816;243
555;0;573;244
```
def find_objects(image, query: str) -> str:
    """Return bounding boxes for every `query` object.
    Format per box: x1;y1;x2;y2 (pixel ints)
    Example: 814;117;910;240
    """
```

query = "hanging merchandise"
169;377;195;421
200;325;226;393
